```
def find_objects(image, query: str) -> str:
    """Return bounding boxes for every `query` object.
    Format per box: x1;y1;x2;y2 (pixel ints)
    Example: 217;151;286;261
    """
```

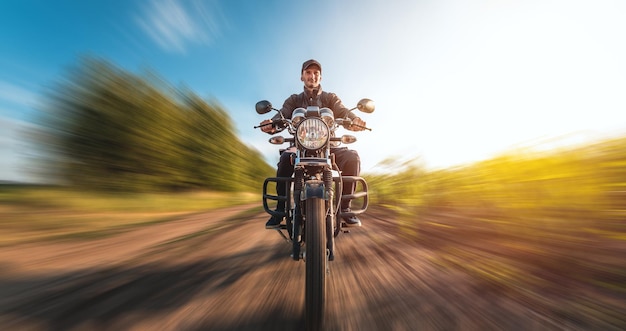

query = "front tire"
305;197;326;331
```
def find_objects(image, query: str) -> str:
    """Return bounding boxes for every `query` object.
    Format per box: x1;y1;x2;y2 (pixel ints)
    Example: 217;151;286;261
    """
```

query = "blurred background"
1;0;625;329
1;0;626;182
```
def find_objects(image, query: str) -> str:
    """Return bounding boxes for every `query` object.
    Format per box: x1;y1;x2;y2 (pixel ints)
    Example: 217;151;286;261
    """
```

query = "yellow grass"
366;136;626;326
0;187;258;246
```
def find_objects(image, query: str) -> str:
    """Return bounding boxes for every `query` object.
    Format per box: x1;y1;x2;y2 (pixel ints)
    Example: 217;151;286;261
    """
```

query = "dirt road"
0;205;611;330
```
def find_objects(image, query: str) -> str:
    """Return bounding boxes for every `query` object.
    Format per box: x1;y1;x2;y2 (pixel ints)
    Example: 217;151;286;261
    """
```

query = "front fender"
301;180;328;200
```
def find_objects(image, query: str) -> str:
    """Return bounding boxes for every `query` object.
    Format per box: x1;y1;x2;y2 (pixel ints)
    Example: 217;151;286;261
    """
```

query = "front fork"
323;168;335;262
292;169;336;261
262;170;368;262
295;167;336;262
292;169;304;261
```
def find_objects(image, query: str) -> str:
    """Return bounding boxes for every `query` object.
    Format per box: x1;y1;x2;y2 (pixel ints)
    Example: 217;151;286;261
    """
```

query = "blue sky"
1;0;626;182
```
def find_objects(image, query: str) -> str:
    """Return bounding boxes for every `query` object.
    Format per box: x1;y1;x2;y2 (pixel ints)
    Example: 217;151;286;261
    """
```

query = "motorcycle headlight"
296;118;329;150
292;108;306;126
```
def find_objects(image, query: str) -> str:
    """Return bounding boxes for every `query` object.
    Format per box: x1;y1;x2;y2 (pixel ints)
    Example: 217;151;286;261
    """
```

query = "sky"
1;0;625;182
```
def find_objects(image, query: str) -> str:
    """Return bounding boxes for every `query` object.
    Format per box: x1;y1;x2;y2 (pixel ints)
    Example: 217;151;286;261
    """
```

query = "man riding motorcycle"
259;59;367;229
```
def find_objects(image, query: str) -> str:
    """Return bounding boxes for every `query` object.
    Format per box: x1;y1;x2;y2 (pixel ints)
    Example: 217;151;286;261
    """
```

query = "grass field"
2;136;625;326
367;136;626;327
0;186;257;246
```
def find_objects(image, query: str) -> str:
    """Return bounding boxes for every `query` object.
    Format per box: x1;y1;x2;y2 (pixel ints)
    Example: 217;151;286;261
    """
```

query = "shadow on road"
1;243;296;330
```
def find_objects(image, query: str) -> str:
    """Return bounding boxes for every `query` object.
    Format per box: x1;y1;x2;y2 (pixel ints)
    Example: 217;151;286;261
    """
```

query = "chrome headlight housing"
291;108;306;126
319;107;334;127
296;118;329;150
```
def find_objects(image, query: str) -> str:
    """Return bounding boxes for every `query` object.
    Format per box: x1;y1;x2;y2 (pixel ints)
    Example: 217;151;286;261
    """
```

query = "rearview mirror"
356;98;375;113
256;100;273;114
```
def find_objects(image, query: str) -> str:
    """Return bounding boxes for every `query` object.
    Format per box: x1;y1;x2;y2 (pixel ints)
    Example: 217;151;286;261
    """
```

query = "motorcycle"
254;99;374;330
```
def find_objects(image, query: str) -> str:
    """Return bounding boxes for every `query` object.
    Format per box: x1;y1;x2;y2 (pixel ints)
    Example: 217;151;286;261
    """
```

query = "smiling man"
259;59;367;229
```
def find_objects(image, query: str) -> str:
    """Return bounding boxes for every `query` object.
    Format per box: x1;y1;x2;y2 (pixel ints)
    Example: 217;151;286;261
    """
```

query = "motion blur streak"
367;136;626;329
0;56;624;329
1;176;625;330
35;56;273;192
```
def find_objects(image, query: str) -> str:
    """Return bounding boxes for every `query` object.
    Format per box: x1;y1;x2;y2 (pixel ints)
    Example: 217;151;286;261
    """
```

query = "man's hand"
348;117;367;131
259;119;276;134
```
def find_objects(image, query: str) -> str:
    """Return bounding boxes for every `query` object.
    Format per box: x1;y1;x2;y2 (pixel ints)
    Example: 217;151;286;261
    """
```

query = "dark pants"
276;147;360;211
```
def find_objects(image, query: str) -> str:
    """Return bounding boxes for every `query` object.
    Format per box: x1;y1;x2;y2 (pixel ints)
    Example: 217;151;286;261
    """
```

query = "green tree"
39;56;272;192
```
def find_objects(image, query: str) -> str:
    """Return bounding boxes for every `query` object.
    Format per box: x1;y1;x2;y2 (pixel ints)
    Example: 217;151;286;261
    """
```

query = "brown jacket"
272;85;356;121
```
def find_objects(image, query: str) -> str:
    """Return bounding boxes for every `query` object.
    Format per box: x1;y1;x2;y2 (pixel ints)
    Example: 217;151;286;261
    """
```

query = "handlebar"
348;124;372;131
253;119;287;130
255;118;371;131
335;118;372;131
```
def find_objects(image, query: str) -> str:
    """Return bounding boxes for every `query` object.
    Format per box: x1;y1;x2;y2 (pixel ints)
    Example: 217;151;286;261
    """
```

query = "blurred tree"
39;56;273;192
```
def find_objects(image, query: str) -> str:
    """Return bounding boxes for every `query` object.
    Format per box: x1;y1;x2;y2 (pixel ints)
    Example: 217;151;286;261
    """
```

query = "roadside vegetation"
1;56;269;246
368;135;626;328
35;56;273;192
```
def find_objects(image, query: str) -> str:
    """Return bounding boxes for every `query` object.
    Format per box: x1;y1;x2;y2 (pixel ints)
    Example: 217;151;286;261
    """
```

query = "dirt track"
0;205;610;330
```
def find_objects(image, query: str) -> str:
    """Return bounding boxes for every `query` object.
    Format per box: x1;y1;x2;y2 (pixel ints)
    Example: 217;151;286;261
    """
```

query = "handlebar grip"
339;119;371;131
255;119;285;129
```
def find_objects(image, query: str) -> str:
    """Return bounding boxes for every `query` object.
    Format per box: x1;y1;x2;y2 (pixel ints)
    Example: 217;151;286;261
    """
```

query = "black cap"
302;59;322;73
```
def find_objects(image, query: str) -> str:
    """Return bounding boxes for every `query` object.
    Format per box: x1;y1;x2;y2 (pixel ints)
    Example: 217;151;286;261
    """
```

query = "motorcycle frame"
260;106;370;261
262;172;369;260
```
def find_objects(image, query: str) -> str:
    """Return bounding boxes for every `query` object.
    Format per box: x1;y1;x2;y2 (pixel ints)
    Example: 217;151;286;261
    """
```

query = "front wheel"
305;197;326;331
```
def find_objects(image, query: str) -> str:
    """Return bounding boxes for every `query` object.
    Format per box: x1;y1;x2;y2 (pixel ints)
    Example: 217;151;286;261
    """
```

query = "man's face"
301;66;321;89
